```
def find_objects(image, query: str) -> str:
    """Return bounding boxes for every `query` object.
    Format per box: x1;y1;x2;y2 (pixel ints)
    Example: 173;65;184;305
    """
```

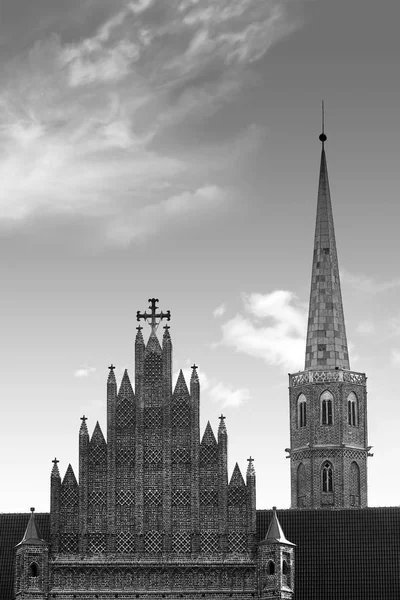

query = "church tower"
288;113;371;509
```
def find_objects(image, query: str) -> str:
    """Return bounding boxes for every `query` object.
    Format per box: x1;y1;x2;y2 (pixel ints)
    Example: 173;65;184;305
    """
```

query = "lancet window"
322;461;333;493
320;391;333;425
297;394;307;428
347;392;358;426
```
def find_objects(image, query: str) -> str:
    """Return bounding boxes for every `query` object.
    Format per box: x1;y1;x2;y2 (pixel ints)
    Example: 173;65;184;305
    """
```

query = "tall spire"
305;108;350;370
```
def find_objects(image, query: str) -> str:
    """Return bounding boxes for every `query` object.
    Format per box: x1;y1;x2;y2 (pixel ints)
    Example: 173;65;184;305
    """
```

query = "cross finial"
30;507;35;514
247;456;254;463
137;298;171;333
52;457;59;465
108;364;115;371
80;415;87;423
191;363;198;370
163;324;170;331
136;325;143;332
219;414;226;422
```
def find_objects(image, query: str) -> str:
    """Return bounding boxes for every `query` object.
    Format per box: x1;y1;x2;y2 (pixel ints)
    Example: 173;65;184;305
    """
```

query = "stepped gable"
229;462;245;487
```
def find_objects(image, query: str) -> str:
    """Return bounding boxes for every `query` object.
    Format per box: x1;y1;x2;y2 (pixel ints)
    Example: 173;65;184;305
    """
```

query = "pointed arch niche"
297;394;307;428
320;391;333;425
350;461;361;506
297;463;306;508
347;392;358;426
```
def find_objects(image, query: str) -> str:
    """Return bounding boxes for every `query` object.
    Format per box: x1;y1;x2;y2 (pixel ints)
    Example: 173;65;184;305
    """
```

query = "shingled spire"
305;112;349;370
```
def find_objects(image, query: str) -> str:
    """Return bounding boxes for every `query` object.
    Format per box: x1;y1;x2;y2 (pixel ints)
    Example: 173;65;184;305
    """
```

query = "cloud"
356;320;375;335
0;0;304;244
219;290;307;371
173;362;249;408
213;303;227;318
391;349;400;367
209;381;251;407
74;366;96;378
341;269;400;294
106;185;225;245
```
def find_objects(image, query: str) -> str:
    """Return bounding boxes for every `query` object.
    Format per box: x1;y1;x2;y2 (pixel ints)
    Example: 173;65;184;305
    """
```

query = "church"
1;126;400;600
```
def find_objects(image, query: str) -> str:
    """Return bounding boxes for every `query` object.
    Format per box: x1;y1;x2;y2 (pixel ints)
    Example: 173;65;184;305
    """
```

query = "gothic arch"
321;461;333;493
28;563;39;578
320;390;334;425
297;463;306;507
347;392;358;426
297;394;307;428
349;461;361;506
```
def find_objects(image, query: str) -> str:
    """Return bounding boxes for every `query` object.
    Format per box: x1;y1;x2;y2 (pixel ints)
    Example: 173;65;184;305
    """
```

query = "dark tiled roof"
1;508;399;600
0;513;50;600
258;508;400;600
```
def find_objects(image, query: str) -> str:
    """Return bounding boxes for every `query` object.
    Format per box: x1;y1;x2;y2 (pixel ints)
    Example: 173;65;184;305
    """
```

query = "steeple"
17;508;46;546
305;107;349;370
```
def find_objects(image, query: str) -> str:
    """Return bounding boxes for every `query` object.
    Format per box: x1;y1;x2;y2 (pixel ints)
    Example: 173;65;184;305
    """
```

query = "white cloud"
209;381;251;408
356;320;375;335
220;290;307;372
341;269;400;294
0;0;306;244
391;349;400;366
213;303;227;318
74;366;96;378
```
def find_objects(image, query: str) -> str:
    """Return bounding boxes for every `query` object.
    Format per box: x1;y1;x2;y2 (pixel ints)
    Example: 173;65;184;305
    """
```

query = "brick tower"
14;508;49;599
288;118;371;509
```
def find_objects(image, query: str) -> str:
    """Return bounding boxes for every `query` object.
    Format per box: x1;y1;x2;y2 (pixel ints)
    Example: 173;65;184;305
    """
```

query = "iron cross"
137;298;171;332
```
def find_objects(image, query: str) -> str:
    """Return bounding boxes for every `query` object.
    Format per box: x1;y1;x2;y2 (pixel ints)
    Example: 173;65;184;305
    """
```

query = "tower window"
29;563;39;577
347;392;358;426
320;391;333;425
282;560;288;576
322;462;333;493
267;561;275;575
297;394;307;428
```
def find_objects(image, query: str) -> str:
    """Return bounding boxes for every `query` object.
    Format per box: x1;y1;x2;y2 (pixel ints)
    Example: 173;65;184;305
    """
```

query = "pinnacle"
229;463;245;487
118;369;134;397
107;367;116;384
79;416;89;437
201;421;217;446
145;330;162;354
190;365;199;384
218;415;227;435
305;141;350;370
51;459;61;479
246;457;256;477
62;464;78;487
173;369;189;396
90;421;106;446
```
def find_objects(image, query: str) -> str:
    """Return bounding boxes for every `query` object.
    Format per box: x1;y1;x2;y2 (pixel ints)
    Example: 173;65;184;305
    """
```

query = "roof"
304;137;349;370
1;508;400;600
15;510;47;547
261;507;294;546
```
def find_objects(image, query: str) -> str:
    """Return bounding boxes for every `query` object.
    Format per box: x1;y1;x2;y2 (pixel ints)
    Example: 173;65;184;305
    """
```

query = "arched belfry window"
350;461;361;506
28;563;39;577
322;461;333;493
297;394;307;428
267;561;275;575
347;392;358;426
320;391;333;425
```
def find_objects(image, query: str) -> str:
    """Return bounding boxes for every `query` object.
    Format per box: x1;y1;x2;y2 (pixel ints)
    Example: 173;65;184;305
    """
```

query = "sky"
1;0;400;512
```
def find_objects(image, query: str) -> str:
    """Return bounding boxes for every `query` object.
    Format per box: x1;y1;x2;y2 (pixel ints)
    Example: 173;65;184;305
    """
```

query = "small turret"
50;458;61;552
246;457;257;550
15;508;49;599
257;507;295;599
79;416;89;553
